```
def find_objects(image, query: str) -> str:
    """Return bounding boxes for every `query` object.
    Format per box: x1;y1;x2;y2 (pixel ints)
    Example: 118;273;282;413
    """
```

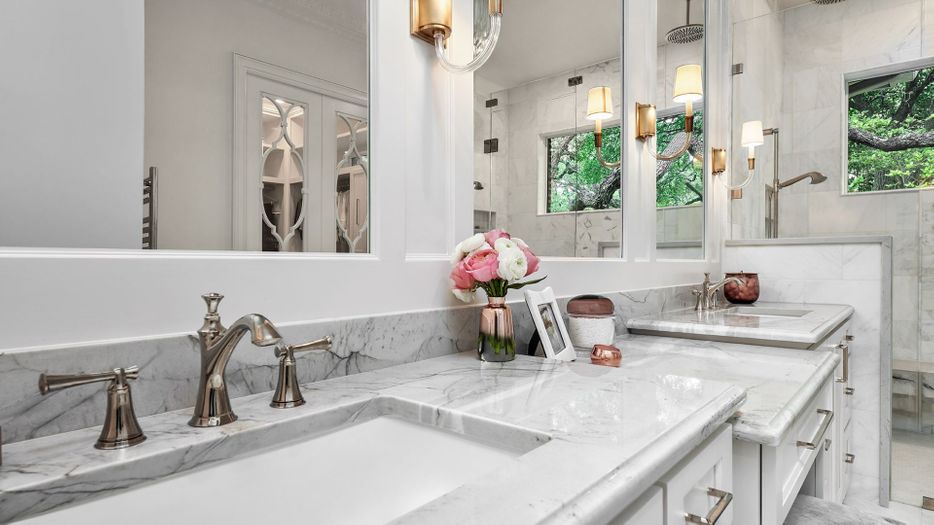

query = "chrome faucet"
190;293;282;427
693;273;744;311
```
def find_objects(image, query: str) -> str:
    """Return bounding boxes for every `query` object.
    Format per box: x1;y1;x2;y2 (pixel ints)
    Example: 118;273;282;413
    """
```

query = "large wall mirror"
473;0;623;258
0;0;369;253
472;0;706;259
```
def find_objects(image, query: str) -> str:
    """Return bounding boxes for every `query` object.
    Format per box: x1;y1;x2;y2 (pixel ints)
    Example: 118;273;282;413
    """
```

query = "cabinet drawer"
762;380;834;525
660;424;733;525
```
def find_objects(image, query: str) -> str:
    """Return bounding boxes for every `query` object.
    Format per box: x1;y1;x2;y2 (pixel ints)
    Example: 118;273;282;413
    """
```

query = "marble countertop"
0;352;745;524
602;334;841;446
626;301;854;348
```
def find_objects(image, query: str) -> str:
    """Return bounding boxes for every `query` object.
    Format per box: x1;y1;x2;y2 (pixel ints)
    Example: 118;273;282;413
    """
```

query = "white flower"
497;248;528;282
461;233;486;253
452;288;476;303
451;233;487;263
512;237;529;249
493;238;518;253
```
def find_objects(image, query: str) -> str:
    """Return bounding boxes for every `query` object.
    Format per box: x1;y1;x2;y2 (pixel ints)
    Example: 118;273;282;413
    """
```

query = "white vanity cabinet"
613;424;733;525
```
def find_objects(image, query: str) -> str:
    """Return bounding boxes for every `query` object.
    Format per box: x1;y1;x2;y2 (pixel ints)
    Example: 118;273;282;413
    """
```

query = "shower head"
666;0;704;44
777;171;828;189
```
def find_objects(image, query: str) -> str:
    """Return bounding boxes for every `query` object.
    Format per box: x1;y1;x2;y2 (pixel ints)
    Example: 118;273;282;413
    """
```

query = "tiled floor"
844;498;934;525
892;430;934;508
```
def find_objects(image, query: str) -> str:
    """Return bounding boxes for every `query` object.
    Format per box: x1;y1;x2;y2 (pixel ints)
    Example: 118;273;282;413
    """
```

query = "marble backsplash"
0;284;696;444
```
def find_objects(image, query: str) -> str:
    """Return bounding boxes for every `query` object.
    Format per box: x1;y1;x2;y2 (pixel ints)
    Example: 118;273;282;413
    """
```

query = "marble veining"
0;352;746;524
603;334;840;446
626;301;854;348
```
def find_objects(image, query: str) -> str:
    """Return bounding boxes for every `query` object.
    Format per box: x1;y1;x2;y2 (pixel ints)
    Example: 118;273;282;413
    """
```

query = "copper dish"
591;344;621;367
724;272;760;304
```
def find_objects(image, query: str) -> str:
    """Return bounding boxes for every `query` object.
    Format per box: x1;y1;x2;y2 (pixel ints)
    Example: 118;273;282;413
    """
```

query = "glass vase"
478;297;515;362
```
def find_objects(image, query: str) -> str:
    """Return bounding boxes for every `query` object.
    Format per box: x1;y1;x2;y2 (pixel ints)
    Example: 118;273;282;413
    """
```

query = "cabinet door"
661;425;734;525
611;486;664;525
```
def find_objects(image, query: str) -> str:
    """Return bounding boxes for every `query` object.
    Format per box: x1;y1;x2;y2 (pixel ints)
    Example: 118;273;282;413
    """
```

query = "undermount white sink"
726;306;811;318
20;415;526;525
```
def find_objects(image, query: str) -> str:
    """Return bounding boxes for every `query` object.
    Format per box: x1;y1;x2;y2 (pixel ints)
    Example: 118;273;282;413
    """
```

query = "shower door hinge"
485;98;498;108
732;63;744;75
483;138;499;154
568;75;583;87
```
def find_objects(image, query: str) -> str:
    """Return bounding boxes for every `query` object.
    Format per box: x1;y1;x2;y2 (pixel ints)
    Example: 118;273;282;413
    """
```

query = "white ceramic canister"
566;295;615;348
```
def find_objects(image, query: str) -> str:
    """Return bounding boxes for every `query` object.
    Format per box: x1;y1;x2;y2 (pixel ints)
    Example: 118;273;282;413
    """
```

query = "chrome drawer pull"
845;453;855;464
835;343;849;383
685;487;733;525
796;409;833;450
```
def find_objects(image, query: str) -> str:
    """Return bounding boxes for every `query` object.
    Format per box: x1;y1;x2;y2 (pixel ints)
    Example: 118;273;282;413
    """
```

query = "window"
847;65;934;193
546;126;621;213
656;110;704;207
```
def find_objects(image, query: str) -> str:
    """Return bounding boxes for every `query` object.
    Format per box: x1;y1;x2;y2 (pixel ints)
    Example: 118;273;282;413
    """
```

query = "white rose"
461;233;486;253
452;288;476;303
512;237;529;249
493;238;518;253
450;241;466;263
497;248;528;282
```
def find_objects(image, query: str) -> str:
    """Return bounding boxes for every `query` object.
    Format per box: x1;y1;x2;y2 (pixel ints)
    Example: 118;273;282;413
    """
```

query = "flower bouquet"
450;229;545;362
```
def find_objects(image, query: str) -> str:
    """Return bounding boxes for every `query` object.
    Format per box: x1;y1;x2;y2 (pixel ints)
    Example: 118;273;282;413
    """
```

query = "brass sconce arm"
593;127;621;169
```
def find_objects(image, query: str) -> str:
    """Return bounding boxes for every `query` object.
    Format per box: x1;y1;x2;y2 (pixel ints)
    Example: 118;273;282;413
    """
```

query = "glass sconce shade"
672;64;703;103
586;86;614;121
741;120;765;148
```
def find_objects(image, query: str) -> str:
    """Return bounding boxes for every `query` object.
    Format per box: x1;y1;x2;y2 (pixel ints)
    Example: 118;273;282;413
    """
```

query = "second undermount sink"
20;400;544;525
726;306;812;318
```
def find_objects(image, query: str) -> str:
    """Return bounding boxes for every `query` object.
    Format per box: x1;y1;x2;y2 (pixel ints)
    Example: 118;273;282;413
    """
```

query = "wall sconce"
715;120;764;199
586;86;620;169
411;0;503;73
635;64;703;161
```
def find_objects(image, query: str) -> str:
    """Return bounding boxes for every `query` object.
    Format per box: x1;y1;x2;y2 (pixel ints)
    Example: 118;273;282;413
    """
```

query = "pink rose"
450;261;475;290
520;246;540;276
463;248;500;282
484;229;511;247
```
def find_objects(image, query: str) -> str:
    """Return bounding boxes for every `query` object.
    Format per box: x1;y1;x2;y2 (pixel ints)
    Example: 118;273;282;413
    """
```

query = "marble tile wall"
724;239;892;507
0;284;697;445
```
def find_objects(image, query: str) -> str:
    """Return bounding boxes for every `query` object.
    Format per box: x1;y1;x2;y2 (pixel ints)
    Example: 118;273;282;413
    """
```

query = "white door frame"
232;54;367;250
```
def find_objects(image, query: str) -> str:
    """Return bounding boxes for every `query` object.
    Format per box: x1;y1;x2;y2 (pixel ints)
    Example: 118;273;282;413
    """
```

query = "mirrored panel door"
0;0;369;253
473;0;623;258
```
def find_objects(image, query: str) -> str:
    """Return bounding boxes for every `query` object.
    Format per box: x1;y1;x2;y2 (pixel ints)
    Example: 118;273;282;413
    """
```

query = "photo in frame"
524;287;576;362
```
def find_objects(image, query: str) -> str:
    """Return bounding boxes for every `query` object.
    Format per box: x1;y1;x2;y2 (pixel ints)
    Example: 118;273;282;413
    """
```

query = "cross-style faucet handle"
38;367;146;450
270;336;333;409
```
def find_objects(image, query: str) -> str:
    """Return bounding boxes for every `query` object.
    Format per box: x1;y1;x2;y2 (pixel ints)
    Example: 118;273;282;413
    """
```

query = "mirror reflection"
0;0;369;253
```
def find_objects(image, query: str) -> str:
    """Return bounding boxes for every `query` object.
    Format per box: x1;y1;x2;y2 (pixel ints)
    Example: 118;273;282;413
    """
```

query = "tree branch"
894;69;934;123
848;127;934;151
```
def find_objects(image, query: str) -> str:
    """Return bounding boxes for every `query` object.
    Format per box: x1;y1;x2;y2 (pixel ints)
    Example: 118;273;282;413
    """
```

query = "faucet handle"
38;367;146;450
271;336;333;409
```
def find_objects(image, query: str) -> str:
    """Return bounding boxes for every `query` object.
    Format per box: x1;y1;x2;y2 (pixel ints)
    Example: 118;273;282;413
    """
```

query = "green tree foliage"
546;112;705;213
656;111;705;207
547;126;621;212
848;67;934;192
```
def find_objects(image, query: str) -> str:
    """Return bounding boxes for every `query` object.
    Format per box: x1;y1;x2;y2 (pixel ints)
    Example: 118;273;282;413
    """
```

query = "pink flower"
463;248;500;282
484;229;511;247
450;261;475;290
520;246;540;276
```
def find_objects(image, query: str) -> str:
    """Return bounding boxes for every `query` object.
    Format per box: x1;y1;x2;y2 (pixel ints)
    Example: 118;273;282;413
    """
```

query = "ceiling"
476;0;704;91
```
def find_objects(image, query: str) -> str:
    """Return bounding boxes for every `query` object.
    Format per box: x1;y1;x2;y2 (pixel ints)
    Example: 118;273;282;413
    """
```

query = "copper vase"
724;272;760;304
478;297;515;362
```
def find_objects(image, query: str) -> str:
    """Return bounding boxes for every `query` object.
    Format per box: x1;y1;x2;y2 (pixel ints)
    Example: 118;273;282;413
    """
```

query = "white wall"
145;0;367;250
0;0;143;249
0;0;724;352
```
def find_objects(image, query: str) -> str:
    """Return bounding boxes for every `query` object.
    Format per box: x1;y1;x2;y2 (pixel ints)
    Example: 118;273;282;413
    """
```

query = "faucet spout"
189;312;282;427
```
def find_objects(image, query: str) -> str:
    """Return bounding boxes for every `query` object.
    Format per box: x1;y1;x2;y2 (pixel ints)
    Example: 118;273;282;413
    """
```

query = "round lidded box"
566;295;616;348
724;271;760;304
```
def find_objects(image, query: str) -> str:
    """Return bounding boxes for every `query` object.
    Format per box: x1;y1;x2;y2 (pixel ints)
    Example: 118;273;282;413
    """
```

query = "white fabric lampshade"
586;86;614;120
672;64;703;103
741;120;765;148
